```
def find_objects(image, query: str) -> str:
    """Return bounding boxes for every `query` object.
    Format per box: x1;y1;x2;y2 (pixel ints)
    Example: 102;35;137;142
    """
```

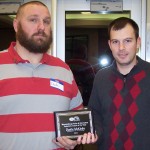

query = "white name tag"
50;79;64;91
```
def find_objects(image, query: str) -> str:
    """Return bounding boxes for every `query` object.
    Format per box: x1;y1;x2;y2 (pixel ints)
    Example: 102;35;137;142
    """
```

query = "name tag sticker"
50;79;64;91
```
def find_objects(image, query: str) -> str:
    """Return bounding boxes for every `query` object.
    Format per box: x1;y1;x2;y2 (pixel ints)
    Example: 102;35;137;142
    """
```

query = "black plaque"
54;109;94;139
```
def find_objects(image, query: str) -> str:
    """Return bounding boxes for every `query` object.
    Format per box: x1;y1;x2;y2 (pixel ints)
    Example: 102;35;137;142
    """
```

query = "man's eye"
124;39;132;43
29;18;39;23
44;20;50;25
112;40;119;44
30;18;38;22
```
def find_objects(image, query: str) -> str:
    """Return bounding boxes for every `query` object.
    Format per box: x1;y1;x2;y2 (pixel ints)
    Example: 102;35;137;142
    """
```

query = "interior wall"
146;0;150;61
147;0;150;23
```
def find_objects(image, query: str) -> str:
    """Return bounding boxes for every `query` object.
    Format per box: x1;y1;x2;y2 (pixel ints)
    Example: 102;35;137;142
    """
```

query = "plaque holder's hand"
53;132;98;149
53;136;77;150
77;132;98;144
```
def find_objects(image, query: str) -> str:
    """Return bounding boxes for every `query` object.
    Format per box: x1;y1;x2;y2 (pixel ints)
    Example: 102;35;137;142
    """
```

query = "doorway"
0;15;15;51
65;11;130;106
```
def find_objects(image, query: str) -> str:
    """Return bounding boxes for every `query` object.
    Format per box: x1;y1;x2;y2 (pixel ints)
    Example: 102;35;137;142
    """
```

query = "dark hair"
16;1;47;18
108;17;139;40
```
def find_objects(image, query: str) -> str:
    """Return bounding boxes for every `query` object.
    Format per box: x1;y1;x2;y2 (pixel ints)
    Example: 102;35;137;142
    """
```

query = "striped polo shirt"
0;42;83;150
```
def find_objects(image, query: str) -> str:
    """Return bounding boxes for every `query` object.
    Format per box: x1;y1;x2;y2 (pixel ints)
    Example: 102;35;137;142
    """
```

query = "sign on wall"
0;0;23;14
90;0;123;12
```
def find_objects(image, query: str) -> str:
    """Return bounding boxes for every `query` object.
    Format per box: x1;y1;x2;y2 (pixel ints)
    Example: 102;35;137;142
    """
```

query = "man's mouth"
118;53;127;58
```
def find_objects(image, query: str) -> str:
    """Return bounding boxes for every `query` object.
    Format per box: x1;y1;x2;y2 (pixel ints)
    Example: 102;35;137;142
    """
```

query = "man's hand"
53;136;77;150
77;132;98;145
53;132;98;149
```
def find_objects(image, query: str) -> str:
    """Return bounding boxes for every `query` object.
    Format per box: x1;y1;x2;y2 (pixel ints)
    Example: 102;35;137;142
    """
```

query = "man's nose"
119;42;125;50
38;21;45;30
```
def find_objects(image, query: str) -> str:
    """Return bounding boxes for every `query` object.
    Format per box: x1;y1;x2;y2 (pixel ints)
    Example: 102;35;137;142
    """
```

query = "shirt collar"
8;42;49;64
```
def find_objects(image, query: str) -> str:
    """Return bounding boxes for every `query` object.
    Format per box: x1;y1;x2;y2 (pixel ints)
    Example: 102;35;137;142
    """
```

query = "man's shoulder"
0;49;9;61
138;57;150;70
45;54;70;70
0;49;8;54
97;65;113;75
94;65;113;82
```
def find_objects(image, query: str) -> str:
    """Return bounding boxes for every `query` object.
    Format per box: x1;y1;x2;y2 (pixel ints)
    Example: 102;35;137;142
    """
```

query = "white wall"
146;0;150;61
147;0;150;24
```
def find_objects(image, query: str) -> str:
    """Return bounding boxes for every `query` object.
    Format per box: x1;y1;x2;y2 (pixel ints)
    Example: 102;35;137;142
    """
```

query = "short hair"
108;17;139;40
16;1;47;19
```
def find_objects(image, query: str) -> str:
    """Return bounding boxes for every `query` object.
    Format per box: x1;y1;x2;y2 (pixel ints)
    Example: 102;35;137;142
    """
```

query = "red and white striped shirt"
0;42;83;150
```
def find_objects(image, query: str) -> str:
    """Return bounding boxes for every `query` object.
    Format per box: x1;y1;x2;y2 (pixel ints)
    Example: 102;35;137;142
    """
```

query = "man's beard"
16;23;52;53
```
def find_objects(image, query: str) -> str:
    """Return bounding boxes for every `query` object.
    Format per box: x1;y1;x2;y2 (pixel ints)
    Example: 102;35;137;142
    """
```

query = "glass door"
65;11;130;106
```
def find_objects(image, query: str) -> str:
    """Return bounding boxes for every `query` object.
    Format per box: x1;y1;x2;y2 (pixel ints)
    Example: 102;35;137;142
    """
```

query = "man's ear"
137;37;141;49
136;37;141;53
108;40;112;51
13;18;18;32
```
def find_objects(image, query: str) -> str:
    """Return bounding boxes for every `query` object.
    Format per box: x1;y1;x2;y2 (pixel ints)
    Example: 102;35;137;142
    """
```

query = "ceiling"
66;11;130;28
